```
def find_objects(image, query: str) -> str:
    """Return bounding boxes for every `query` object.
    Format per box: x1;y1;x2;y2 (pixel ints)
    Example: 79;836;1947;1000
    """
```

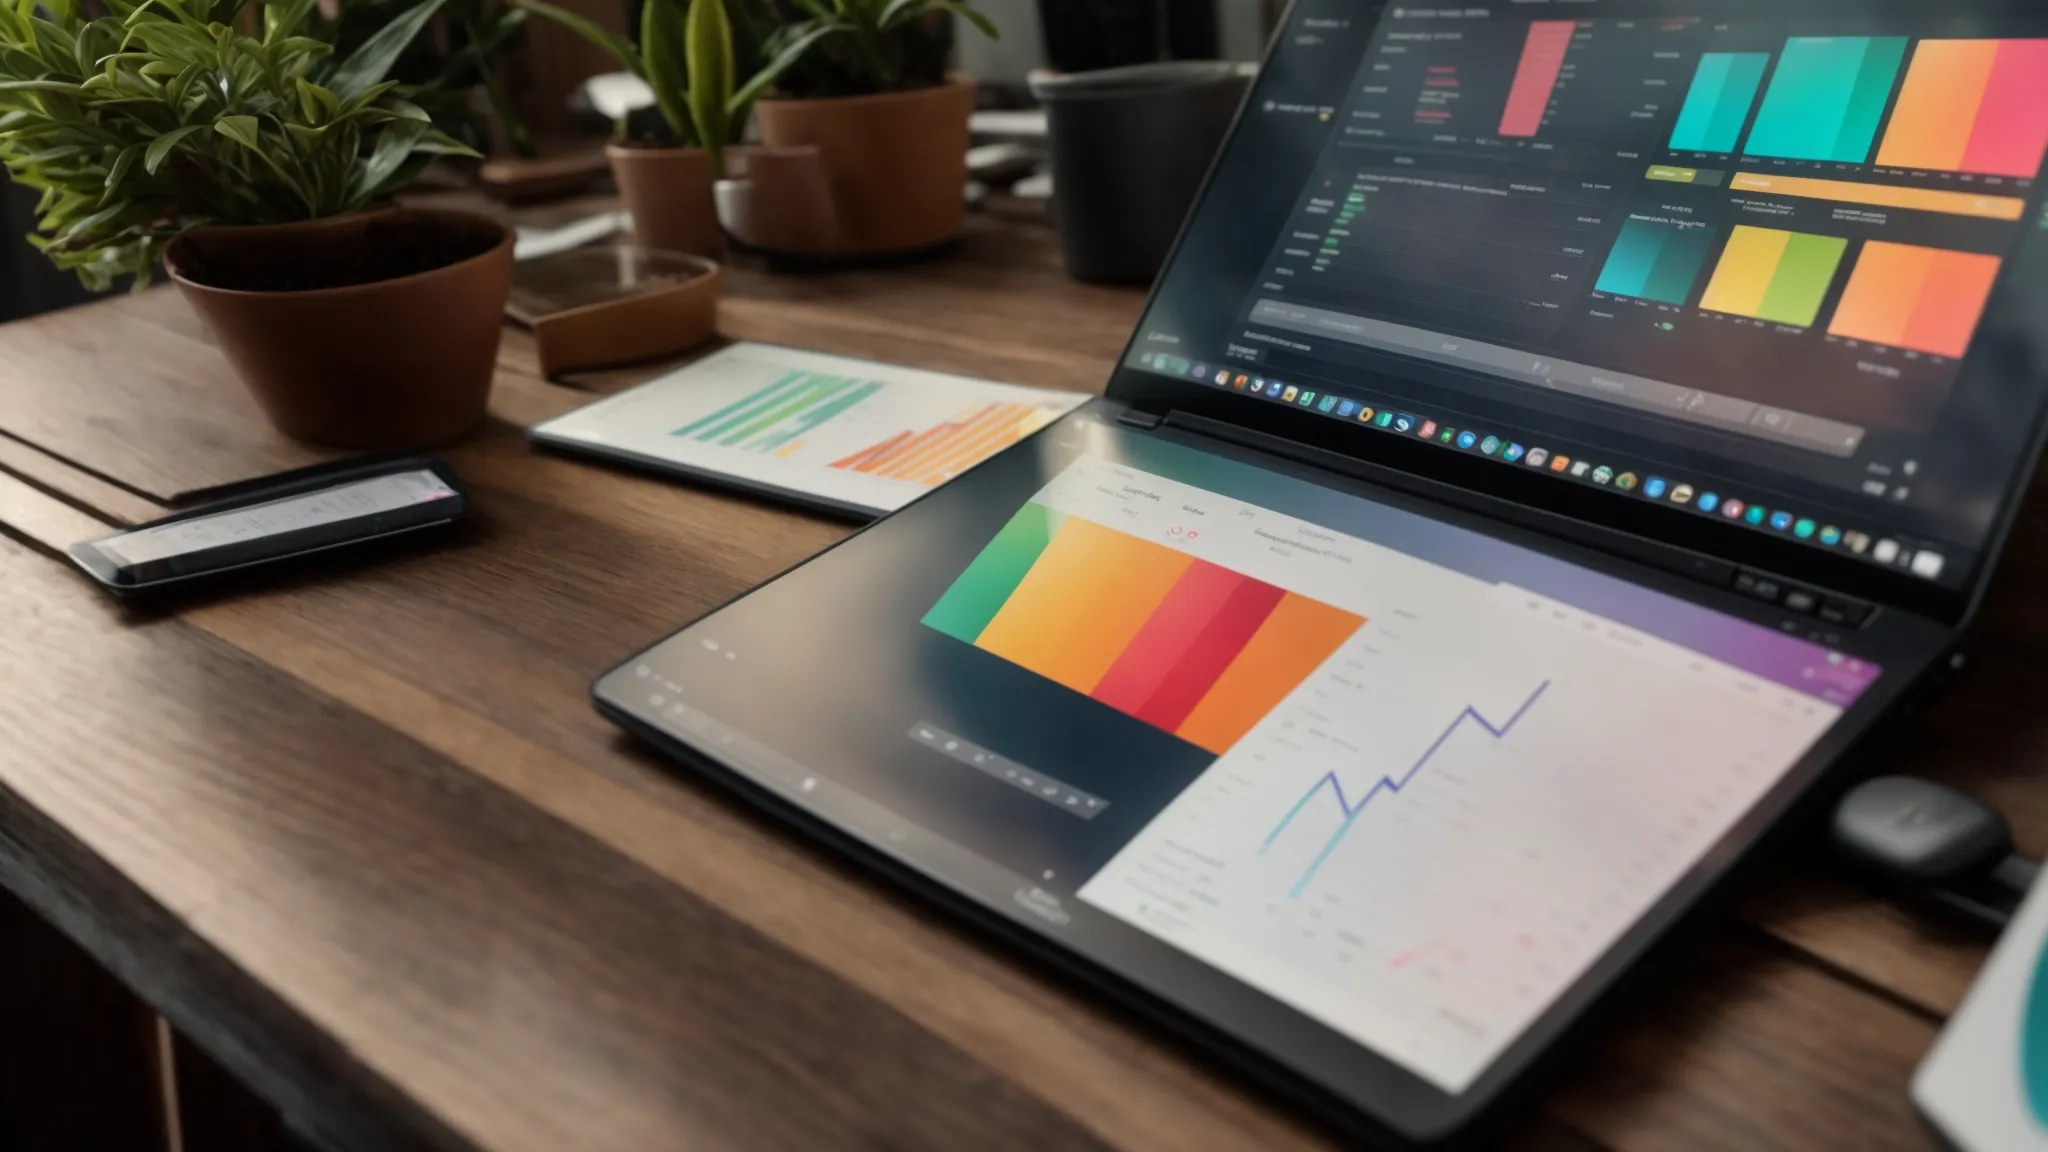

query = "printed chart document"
530;343;1088;517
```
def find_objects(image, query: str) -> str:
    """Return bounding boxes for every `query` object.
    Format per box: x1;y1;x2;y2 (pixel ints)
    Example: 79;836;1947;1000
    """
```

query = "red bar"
1089;561;1247;712
1131;576;1287;732
1959;39;2048;179
1498;21;1575;137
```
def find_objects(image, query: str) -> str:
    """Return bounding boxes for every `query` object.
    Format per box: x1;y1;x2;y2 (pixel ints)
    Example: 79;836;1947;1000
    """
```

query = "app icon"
1140;353;1156;367
1358;406;1377;422
1224;371;1239;387
1769;511;1792;531
1551;455;1573;473
1591;465;1613;484
1393;413;1417;432
1191;363;1209;379
1457;431;1478;449
1527;448;1549;468
1482;436;1504;455
1643;477;1666;499
1420;420;1438;438
1299;390;1317;406
1376;411;1395;427
1282;386;1299;402
1722;498;1746;519
1318;394;1338;412
1819;526;1842;546
1745;505;1765;525
1504;443;1526;462
1439;427;1456;443
1267;381;1285;397
1794;518;1816;539
1615;471;1638;490
1873;539;1900;563
1911;550;1946;579
1570;460;1591;477
1670;483;1693;504
1698;492;1720;512
1845;530;1871;554
1338;400;1357;417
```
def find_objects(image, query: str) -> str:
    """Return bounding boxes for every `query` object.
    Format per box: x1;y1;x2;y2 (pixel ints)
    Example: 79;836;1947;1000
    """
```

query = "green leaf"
383;97;431;122
683;0;733;167
729;20;840;111
346;116;425;203
640;0;691;143
98;141;140;204
212;112;258;149
324;0;448;100
510;0;640;77
0;79;84;93
141;122;201;172
262;0;315;43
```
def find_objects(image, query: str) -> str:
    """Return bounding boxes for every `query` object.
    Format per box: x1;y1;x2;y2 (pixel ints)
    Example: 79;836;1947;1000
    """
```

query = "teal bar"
1641;222;1715;304
716;378;849;446
1669;53;1732;151
672;370;807;438
753;381;882;451
1595;216;1669;299
1745;37;1905;162
1832;36;1906;163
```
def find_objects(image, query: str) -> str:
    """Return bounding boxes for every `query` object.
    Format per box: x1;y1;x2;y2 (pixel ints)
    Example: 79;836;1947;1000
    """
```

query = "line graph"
1262;680;1550;897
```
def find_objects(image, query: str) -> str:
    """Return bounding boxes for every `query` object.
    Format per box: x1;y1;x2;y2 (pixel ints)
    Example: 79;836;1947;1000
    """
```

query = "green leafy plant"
0;0;481;290
515;0;776;175
317;0;534;156
758;0;995;99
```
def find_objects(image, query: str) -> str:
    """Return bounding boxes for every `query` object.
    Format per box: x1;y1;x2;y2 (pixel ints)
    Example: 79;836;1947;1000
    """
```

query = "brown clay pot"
752;77;976;255
165;209;513;450
607;143;723;259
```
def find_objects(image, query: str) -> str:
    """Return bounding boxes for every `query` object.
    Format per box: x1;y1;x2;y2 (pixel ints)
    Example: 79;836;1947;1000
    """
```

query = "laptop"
594;0;2048;1143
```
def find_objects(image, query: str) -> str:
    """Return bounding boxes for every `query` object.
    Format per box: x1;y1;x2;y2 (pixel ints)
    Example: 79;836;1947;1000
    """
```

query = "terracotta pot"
751;77;976;255
607;143;722;259
165;209;513;450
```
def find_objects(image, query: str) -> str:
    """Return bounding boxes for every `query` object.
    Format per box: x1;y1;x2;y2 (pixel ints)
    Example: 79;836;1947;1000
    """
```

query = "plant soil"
173;215;502;293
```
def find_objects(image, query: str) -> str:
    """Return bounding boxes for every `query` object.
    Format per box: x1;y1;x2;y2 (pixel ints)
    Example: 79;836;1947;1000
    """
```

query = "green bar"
716;377;849;446
1832;36;1906;162
1645;165;1698;183
754;381;882;452
673;370;807;437
922;503;1057;643
1756;232;1847;326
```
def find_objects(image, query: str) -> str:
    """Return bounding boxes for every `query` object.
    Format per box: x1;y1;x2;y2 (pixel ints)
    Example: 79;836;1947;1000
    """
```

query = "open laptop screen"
1124;0;2048;592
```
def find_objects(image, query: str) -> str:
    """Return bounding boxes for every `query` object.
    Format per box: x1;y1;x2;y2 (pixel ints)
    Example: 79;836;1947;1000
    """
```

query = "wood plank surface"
0;209;2032;1150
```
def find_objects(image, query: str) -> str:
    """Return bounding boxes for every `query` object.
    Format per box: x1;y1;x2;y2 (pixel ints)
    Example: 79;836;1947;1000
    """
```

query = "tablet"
595;410;1943;1142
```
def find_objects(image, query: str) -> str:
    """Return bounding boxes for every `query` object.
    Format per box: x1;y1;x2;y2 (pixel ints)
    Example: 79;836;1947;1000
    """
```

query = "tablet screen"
601;414;1897;1110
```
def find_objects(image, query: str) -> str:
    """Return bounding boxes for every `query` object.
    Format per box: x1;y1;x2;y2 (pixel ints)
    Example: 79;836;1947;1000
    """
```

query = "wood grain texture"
0;209;2032;1151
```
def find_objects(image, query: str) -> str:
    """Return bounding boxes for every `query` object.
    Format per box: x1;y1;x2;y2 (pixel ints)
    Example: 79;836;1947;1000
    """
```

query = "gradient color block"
925;508;1367;754
1498;21;1575;137
1698;226;1846;327
1876;39;2048;178
829;402;1055;486
1827;241;2003;358
1744;37;1907;163
1175;594;1366;754
973;517;1193;694
1669;52;1768;153
1595;216;1715;304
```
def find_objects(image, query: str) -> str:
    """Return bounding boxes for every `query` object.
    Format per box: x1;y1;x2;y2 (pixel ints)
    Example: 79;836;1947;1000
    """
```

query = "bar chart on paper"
527;343;1086;516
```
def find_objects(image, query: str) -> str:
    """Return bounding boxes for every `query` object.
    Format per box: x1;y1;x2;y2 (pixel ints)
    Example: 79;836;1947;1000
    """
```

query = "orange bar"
1828;241;1935;349
1875;40;1997;171
973;517;1193;695
1902;248;2003;358
874;404;1008;480
1173;593;1364;755
1728;171;2024;221
898;405;1035;485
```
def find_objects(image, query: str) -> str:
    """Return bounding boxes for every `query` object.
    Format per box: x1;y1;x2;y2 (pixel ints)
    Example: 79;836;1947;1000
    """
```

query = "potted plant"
516;0;776;258
0;0;515;450
745;0;997;256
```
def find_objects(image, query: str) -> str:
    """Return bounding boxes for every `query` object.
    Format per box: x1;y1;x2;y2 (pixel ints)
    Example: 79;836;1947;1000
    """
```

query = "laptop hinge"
1115;408;1165;431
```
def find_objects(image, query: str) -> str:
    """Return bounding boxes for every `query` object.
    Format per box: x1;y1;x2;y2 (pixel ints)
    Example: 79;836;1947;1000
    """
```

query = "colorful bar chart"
828;402;1055;486
1827;241;2002;358
1594;215;1716;304
1698;226;1848;327
924;506;1365;755
1669;52;1768;153
1874;39;2048;178
1744;37;1907;163
1497;21;1576;137
673;371;884;454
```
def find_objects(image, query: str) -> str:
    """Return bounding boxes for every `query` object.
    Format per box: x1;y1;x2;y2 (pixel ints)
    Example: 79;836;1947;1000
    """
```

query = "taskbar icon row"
1150;355;1947;583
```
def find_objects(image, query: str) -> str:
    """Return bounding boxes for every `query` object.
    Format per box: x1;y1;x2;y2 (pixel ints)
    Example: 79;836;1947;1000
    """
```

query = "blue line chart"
1261;680;1551;898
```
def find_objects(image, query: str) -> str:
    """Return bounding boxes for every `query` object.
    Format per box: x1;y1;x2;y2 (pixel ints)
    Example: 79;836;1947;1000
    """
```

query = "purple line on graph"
1262;680;1550;897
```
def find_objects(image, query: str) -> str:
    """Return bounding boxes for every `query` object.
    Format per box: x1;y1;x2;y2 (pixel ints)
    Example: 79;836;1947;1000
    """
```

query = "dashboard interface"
1128;0;2048;591
605;415;1890;1099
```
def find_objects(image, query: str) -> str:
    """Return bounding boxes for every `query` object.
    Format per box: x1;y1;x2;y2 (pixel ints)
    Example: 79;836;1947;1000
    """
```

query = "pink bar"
1959;39;2048;179
1498;21;1575;137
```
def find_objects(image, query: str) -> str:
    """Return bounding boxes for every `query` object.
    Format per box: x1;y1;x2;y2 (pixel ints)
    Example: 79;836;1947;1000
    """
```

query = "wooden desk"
0;212;2032;1151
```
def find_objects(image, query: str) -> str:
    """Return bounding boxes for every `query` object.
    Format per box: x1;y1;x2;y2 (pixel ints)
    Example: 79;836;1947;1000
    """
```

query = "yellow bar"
1645;165;1698;183
1875;40;1997;172
1728;171;2024;221
973;517;1193;695
1699;225;1790;318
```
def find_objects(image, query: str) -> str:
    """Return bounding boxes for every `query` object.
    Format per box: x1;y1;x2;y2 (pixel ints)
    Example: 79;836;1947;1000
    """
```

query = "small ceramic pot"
165;209;514;450
750;77;976;256
607;142;723;259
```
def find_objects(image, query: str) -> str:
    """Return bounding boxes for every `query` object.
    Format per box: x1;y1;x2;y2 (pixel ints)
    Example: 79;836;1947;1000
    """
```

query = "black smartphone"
68;457;468;594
